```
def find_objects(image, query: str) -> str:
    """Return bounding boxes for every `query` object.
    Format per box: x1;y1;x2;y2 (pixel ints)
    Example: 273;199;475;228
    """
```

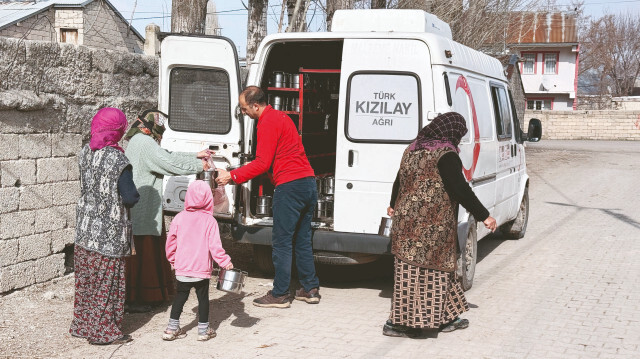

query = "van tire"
253;245;275;274
501;187;529;239
458;217;477;291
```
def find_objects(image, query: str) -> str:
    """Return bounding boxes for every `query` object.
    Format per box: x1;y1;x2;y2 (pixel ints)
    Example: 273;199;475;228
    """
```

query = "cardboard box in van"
158;9;542;290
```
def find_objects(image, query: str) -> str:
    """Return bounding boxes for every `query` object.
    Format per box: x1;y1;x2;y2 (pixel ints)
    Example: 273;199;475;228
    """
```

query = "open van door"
159;35;243;221
333;38;432;234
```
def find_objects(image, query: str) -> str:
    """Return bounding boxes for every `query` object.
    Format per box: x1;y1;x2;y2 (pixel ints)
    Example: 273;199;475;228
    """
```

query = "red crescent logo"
455;75;481;182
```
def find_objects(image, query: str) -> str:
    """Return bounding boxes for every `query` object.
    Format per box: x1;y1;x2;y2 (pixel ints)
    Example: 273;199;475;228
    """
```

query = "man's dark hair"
241;86;267;106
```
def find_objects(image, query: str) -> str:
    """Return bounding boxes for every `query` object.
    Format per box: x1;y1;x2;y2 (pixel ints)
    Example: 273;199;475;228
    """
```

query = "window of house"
522;53;536;74
527;99;553;110
60;28;78;45
543;53;558;74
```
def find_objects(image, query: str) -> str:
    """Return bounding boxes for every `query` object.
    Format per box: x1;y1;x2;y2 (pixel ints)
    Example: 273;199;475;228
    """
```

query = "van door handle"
348;150;354;167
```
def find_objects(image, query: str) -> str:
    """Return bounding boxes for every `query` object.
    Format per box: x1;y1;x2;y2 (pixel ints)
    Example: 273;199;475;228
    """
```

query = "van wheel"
253;245;274;274
501;187;529;239
458;217;477;291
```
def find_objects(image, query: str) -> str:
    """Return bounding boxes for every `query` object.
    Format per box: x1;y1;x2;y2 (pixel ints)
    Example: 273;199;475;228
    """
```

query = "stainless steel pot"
273;96;282;110
273;71;284;88
315;198;333;219
198;170;217;189
322;176;335;195
378;217;392;237
256;195;272;216
292;74;300;89
216;268;247;294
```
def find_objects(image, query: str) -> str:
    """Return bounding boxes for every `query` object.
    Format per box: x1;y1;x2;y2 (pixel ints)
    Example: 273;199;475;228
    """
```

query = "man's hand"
197;149;213;159
216;169;232;185
483;216;497;232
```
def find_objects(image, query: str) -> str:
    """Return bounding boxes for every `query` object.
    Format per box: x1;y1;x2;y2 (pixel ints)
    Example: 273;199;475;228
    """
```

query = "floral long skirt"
389;257;469;329
69;246;126;344
124;234;175;304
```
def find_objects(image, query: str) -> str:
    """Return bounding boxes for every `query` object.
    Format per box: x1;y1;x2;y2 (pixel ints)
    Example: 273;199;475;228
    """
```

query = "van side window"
168;67;232;134
346;73;421;143
490;85;512;140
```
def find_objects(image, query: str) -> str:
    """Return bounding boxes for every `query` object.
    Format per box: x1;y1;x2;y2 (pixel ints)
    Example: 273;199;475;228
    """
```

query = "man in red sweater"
216;86;320;308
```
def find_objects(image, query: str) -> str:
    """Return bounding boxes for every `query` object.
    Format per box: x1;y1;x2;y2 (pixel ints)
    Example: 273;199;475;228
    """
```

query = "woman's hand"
224;263;234;270
483;216;497;232
387;206;394;216
197;149;213;159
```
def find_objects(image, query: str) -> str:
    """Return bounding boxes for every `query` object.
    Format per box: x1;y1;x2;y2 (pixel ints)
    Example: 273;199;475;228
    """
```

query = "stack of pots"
315;176;334;219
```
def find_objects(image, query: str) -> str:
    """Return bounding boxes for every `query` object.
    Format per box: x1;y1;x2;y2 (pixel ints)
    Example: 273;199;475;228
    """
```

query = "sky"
110;0;640;58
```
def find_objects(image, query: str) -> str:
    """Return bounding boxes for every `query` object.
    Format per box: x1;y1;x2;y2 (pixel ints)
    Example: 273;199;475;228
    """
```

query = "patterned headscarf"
89;107;128;152
409;112;468;153
125;110;166;143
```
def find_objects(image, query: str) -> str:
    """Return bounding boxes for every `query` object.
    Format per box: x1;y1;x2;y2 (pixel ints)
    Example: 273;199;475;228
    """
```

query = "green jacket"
125;134;202;236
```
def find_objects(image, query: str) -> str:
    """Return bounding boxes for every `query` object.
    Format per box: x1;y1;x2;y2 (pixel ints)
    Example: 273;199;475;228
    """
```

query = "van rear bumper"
231;224;392;255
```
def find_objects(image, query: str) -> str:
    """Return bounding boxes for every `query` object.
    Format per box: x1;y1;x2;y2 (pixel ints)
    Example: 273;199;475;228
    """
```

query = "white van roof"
331;9;452;39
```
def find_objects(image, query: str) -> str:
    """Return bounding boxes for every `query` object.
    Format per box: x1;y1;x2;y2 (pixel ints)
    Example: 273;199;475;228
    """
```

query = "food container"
322;176;335;195
273;96;282;110
273;71;284;88
315;199;333;219
216;268;247;294
284;73;292;88
293;97;300;112
378;217;392;237
199;169;217;189
292;74;300;89
256;195;272;216
315;177;323;194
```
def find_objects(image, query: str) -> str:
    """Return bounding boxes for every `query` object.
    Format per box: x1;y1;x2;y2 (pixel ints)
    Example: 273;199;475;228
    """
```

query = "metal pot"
273;96;282;110
378;217;392;237
199;170;217;189
322;176;335;195
216;268;247;294
256;195;272;217
273;71;284;88
315;198;333;219
292;74;300;89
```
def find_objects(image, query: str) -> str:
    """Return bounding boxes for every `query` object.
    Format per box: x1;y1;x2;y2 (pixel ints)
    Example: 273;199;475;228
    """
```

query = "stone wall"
526;110;640;140
0;36;158;294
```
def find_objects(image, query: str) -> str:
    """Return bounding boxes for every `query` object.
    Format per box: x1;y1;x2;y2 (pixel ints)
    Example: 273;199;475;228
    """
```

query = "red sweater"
230;106;314;186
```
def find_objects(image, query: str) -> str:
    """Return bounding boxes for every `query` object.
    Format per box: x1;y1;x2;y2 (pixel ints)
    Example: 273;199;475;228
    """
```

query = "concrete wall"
0;36;157;294
526;110;640;140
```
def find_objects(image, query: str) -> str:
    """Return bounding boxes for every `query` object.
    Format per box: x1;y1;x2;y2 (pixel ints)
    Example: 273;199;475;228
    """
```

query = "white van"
158;9;542;290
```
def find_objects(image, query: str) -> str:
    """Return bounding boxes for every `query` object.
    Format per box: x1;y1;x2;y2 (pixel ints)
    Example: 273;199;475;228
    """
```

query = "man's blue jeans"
271;176;319;297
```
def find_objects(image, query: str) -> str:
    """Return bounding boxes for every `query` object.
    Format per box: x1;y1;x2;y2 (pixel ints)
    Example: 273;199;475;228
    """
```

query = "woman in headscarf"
124;111;210;310
70;107;140;345
384;112;497;337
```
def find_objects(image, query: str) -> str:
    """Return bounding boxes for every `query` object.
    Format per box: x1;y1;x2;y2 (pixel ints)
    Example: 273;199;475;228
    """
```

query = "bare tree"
205;0;221;36
326;0;354;31
246;0;268;62
287;0;311;32
580;13;640;97
171;0;208;33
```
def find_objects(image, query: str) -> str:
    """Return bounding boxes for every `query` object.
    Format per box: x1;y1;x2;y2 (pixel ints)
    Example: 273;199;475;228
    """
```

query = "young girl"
163;180;233;341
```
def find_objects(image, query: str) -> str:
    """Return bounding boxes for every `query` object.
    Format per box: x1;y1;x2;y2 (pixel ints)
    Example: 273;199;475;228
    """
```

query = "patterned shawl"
125;110;166;143
89;108;128;152
409;112;468;153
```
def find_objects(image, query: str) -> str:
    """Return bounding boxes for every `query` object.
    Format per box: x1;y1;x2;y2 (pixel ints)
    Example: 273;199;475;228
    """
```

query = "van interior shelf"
299;68;341;73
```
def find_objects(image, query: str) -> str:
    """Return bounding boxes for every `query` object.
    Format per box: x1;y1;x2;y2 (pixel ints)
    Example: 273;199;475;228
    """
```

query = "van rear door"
333;38;432;234
159;35;243;220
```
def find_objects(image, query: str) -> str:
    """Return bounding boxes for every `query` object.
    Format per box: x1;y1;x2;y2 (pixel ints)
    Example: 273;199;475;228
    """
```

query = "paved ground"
1;140;639;358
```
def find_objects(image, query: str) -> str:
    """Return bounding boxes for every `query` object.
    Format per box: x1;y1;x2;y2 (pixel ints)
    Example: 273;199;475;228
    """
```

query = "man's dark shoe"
253;290;290;308
294;287;321;304
382;320;420;338
439;317;469;333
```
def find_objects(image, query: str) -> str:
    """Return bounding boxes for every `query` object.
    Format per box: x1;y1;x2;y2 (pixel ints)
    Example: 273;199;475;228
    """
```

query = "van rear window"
168;67;232;134
346;73;421;143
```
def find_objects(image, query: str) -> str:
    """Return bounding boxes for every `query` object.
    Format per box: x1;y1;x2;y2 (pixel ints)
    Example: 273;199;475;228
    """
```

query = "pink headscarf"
89;107;128;152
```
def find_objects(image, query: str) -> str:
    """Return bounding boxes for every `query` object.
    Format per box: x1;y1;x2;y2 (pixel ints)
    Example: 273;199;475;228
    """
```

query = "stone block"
52;134;82;157
19;183;53;210
36;157;69;183
17;232;51;261
34;253;65;284
0;187;19;213
34;207;66;233
19;134;51;159
0;134;19;160
52;181;80;206
0;239;18;267
51;228;75;253
0;260;36;292
0;210;35;239
1;159;36;187
66;157;79;180
63;204;77;228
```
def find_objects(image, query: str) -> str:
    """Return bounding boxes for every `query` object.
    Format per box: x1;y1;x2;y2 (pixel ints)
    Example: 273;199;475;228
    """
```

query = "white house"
507;12;579;111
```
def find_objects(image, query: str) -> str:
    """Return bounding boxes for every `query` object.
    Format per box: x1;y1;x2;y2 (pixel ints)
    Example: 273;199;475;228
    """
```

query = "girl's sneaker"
162;327;186;341
198;328;217;341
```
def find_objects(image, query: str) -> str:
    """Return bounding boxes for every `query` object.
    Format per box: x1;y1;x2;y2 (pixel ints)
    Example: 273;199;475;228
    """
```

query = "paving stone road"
1;140;639;359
